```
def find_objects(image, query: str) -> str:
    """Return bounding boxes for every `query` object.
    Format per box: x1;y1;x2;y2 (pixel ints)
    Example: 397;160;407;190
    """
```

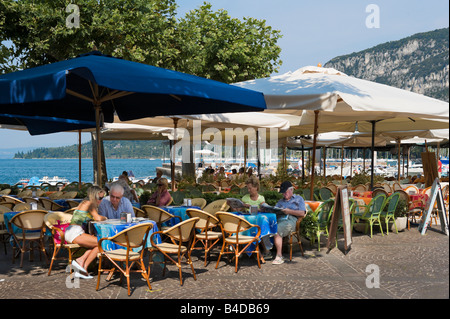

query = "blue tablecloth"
53;198;83;210
231;212;277;254
161;206;201;227
93;219;161;252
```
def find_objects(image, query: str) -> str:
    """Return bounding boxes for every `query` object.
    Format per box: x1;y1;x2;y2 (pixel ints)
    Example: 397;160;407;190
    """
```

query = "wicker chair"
97;223;153;296
186;208;222;266
44;211;81;276
203;199;229;215
9;210;48;267
148;217;199;286
215;212;261;273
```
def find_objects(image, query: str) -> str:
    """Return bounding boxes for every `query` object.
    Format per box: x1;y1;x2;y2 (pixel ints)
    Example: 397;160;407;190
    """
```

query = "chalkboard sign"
327;185;352;254
419;178;449;236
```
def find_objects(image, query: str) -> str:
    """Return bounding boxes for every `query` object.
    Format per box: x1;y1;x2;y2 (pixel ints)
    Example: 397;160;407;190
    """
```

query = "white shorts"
64;225;85;244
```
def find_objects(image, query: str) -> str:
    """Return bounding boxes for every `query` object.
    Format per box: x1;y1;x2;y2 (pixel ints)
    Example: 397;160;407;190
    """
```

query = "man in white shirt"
98;183;135;219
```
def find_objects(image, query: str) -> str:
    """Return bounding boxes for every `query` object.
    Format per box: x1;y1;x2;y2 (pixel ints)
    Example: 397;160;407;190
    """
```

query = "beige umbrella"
235;65;449;198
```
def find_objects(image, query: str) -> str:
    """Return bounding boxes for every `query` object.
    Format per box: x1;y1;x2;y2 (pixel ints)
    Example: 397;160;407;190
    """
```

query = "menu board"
419;178;449;236
327;185;352;254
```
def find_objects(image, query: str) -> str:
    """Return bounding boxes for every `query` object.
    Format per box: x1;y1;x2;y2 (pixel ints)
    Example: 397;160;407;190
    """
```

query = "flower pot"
391;217;407;232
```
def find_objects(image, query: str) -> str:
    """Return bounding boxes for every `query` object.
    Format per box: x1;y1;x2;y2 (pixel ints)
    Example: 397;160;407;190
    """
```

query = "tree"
0;0;179;72
0;0;282;82
174;3;282;83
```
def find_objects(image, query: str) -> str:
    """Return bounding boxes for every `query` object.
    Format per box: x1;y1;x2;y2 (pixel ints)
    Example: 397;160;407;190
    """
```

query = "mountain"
324;28;449;102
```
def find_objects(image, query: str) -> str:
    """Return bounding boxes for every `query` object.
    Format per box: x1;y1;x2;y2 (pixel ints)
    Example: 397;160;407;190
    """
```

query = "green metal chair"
319;187;334;201
352;194;386;238
312;199;335;251
380;192;401;235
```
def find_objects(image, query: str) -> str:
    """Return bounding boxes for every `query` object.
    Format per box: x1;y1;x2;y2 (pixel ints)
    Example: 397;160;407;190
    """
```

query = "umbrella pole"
171;118;179;192
341;145;344;184
310;111;319;200
78;130;82;190
94;102;103;187
397;138;401;182
370;120;376;190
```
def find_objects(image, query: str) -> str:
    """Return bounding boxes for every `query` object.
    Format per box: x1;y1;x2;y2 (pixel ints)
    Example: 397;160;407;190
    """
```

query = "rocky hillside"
324;28;449;102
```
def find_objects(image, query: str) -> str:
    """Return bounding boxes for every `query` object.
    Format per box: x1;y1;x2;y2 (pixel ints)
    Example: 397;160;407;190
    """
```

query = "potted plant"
391;198;408;232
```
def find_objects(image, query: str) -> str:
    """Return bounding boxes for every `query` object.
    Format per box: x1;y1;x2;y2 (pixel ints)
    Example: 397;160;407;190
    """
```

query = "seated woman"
147;178;172;207
64;186;107;279
241;176;265;209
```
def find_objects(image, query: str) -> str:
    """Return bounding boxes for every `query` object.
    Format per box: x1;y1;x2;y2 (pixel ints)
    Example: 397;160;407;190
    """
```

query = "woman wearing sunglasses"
64;185;107;279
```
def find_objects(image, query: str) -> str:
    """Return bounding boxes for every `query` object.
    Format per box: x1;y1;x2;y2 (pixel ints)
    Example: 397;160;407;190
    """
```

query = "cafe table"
161;205;201;227
93;218;161;252
231;211;277;255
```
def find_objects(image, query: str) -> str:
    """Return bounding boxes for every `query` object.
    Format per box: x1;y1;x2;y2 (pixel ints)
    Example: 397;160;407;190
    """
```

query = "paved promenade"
1;222;448;307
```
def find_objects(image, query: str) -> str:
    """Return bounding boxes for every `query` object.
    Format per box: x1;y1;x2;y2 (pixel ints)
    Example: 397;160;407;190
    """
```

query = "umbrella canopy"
0;51;266;134
0;51;266;185
235;65;449;195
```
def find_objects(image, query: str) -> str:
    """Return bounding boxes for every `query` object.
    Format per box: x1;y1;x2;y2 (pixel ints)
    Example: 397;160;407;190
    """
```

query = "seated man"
98;183;135;219
272;181;306;265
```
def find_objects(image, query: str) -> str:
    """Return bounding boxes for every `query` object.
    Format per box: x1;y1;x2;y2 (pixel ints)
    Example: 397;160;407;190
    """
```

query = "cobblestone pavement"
1;223;448;304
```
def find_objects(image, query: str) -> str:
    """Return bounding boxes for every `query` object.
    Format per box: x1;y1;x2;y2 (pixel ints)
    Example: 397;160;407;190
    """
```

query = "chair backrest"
381;183;392;193
39;198;62;211
111;223;153;249
0;205;12;214
316;199;335;226
186;208;219;230
354;184;366;193
1;195;24;204
11;210;47;231
326;183;338;195
368;194;387;215
64;208;77;214
141;205;174;224
392;182;403;191
215;212;253;234
133;206;147;218
394;189;410;204
0;202;15;210
385;192;400;214
0;188;12;195
17;189;32;198
44;211;74;229
404;185;419;195
48;191;64;200
22;197;39;204
60;191;78;199
203;199;229;215
422;187;432;198
372;188;388;198
164;217;199;242
190;198;207;210
319;187;334;201
13;203;32;212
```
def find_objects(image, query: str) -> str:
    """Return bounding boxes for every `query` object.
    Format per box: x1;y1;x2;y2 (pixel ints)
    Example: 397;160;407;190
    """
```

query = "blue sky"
0;0;448;151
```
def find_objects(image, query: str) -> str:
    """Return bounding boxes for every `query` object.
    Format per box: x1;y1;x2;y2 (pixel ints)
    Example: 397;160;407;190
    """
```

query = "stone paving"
1;222;448;304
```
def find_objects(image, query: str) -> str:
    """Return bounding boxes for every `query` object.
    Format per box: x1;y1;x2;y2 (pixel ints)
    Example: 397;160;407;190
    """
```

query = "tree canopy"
0;0;282;82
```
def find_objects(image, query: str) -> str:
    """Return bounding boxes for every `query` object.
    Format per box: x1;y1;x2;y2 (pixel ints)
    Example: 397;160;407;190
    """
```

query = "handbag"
81;220;96;235
53;220;70;244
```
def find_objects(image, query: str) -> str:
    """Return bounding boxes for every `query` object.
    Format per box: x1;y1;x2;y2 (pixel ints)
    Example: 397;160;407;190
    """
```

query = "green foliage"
394;199;408;218
1;0;282;83
139;190;151;206
300;213;319;240
350;172;385;187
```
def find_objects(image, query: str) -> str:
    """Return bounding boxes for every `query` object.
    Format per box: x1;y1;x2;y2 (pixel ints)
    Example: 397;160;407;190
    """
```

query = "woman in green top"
65;186;107;278
241;176;265;208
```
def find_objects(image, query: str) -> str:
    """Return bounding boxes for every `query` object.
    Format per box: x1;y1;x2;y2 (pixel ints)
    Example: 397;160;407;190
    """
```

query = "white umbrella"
235;65;449;197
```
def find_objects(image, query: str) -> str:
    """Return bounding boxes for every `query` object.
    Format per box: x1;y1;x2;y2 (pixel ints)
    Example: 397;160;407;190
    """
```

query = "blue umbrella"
0;51;266;184
0;51;265;128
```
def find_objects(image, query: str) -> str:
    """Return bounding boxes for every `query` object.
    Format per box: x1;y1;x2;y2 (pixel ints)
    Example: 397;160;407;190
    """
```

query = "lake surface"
0;158;163;185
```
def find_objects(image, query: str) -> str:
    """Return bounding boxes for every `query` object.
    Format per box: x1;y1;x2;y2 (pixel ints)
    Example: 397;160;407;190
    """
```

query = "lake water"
0;158;163;185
